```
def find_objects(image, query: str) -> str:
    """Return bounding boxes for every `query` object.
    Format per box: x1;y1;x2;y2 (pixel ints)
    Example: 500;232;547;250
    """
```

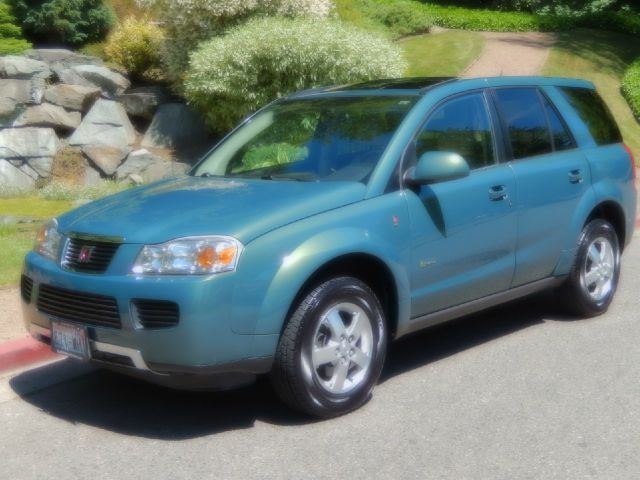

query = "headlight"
35;219;61;261
132;236;243;275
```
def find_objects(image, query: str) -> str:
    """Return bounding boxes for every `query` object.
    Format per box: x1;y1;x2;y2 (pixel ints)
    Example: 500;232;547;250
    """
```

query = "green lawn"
544;29;640;160
0;197;73;287
399;30;484;77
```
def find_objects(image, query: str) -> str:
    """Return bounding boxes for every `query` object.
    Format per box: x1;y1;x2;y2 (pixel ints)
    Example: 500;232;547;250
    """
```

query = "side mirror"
405;151;470;186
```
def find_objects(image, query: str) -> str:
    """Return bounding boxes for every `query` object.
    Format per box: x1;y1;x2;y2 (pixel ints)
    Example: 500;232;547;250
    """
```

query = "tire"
561;218;621;317
270;277;387;418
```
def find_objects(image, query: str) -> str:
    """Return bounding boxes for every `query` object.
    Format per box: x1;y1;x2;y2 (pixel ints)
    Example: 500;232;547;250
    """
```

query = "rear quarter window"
559;87;622;146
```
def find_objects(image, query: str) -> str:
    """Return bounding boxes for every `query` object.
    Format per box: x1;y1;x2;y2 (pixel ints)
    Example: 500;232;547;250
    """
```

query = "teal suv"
22;77;636;417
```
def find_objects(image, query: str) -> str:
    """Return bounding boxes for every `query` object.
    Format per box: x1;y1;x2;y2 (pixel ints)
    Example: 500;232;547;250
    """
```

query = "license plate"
51;321;90;361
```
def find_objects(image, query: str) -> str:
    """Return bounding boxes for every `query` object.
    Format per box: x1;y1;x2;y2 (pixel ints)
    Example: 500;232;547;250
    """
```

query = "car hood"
57;176;367;244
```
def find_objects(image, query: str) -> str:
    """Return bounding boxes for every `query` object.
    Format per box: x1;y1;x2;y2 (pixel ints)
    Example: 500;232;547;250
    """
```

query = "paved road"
462;32;556;77
1;232;639;480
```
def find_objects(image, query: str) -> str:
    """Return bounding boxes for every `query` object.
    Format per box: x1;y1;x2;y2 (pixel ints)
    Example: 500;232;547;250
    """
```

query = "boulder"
83;160;102;187
60;65;130;96
26;157;54;178
8;103;81;131
0;160;35;189
0;98;18;118
116;148;185;182
142;103;210;150
44;84;101;112
19;162;40;180
82;144;130;176
69;99;136;149
0;79;44;105
0;128;61;159
25;49;103;67
0;55;51;80
117;86;168;119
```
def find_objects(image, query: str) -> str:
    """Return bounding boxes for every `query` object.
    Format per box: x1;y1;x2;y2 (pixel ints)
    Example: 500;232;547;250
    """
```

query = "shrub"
104;17;164;78
360;0;432;37
9;0;115;45
0;1;30;54
185;17;406;133
622;59;640;120
135;0;333;84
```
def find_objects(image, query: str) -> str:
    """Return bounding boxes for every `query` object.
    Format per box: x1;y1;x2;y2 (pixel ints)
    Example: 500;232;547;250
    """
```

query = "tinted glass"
494;88;552;160
543;96;574;151
193;96;417;183
559;87;622;146
416;93;495;170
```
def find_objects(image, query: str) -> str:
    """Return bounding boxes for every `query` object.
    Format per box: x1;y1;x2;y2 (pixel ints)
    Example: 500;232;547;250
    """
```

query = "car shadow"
10;292;572;440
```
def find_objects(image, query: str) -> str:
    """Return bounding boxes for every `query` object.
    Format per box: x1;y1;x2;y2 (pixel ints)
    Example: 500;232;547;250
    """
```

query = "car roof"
286;76;595;99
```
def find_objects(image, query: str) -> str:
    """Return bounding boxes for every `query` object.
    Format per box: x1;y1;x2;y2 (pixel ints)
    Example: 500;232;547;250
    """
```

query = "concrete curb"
0;336;59;375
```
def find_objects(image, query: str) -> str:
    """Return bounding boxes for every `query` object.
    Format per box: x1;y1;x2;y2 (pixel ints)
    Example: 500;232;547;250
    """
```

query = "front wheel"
270;277;387;418
561;219;621;317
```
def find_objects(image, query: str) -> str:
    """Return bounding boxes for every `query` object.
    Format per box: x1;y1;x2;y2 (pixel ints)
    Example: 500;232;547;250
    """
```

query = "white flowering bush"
136;0;333;83
184;17;407;132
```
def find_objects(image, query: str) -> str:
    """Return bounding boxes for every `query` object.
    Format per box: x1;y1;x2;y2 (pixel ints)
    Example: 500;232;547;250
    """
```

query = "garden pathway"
462;31;557;77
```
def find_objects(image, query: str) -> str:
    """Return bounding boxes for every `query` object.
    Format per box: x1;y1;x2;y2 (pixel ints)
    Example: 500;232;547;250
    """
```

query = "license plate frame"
50;320;90;361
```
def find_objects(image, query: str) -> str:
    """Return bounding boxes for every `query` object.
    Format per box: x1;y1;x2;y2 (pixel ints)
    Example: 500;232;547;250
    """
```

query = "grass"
399;30;483;77
0;197;73;287
543;28;640;160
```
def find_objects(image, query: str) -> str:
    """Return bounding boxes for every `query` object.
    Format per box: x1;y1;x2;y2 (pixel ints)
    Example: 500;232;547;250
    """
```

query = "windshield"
192;96;417;183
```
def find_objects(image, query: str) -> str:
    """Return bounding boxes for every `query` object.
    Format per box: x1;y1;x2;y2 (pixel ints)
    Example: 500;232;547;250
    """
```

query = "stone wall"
0;49;212;190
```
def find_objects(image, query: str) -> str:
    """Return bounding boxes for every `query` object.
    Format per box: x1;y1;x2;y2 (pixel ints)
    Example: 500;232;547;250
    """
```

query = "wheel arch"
584;200;627;250
282;253;401;339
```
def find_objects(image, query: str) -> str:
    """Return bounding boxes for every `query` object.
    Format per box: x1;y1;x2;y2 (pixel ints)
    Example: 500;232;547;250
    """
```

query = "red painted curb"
0;336;59;374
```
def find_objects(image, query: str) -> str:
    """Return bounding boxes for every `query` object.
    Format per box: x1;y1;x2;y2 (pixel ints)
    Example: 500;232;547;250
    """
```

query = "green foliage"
417;1;573;31
0;1;30;54
9;0;116;45
136;0;333;87
622;59;640;120
185;17;407;133
104;17;163;77
360;0;433;37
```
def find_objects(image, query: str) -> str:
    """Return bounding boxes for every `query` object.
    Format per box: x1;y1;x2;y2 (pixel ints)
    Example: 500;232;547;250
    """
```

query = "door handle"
568;169;583;184
488;185;508;201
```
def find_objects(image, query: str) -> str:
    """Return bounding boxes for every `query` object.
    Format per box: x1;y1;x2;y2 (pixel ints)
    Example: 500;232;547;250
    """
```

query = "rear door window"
559;87;622;145
493;88;552;160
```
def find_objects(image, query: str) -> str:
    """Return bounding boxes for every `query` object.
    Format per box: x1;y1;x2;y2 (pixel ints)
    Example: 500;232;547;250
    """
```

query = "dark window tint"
494;88;552;160
416;93;495;169
559;87;622;146
543;96;574;151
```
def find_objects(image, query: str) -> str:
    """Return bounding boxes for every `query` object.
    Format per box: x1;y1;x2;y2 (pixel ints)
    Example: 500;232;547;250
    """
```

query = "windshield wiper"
260;174;308;182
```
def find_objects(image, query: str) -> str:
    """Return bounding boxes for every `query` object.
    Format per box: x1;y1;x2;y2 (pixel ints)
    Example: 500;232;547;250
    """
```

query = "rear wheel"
271;277;387;418
561;219;620;317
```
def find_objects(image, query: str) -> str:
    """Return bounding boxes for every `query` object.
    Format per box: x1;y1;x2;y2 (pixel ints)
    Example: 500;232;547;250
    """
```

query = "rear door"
405;91;517;317
491;87;591;287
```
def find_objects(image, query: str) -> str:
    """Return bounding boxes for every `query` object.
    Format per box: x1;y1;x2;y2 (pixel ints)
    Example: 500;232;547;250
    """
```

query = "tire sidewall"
297;278;387;416
572;219;620;314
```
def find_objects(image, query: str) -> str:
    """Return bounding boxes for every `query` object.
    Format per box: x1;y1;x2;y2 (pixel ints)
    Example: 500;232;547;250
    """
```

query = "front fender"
230;193;412;335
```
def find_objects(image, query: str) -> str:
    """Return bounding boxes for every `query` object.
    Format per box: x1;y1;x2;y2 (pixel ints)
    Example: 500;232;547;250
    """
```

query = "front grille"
132;299;180;329
20;275;33;303
62;237;120;273
37;284;121;329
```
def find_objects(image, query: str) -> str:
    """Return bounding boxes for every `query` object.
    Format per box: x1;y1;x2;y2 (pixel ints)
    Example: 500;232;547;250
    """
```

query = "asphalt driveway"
1;230;639;479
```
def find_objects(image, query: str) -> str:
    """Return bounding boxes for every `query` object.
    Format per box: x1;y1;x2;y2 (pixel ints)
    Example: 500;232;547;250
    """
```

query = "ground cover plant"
622;59;640;120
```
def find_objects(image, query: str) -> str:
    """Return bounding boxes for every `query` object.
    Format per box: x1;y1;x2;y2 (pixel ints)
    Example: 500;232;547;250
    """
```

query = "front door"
405;91;517;317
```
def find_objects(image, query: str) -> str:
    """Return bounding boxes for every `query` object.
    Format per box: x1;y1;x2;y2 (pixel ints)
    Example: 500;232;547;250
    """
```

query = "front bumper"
22;251;278;390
